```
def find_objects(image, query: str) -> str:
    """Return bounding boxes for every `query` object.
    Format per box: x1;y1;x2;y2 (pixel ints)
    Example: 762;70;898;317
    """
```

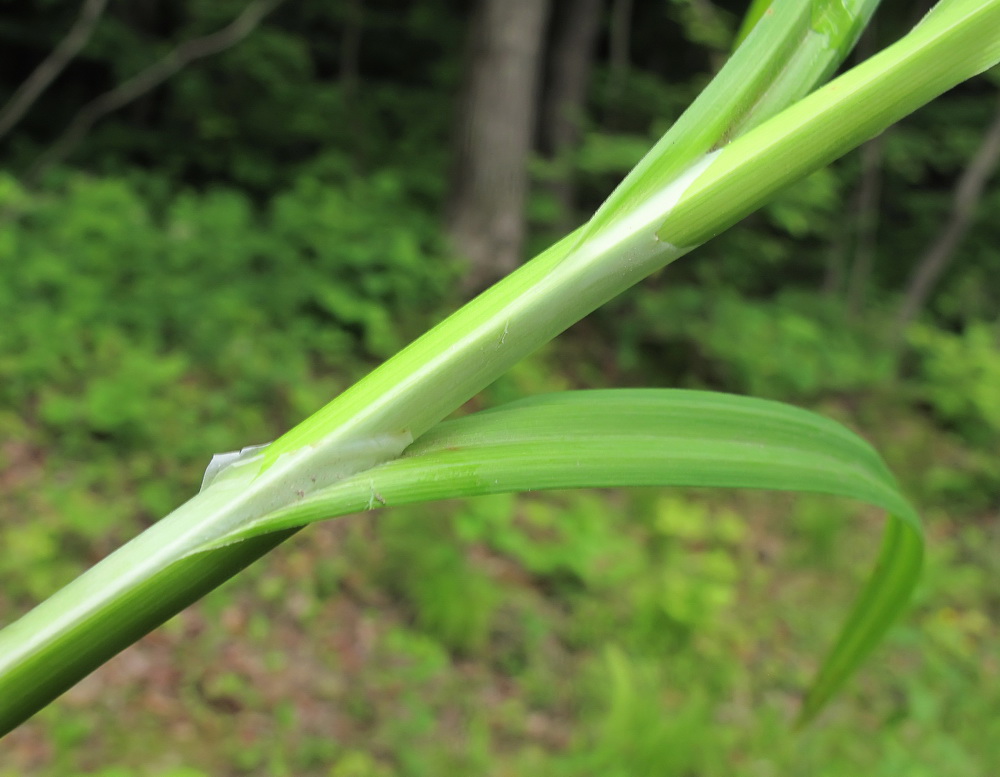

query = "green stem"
657;0;1000;246
266;0;883;462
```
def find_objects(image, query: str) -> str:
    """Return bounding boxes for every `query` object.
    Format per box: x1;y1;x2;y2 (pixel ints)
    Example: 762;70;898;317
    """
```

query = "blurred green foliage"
0;162;453;609
1;0;998;774
0;164;452;448
910;321;1000;444
611;287;895;397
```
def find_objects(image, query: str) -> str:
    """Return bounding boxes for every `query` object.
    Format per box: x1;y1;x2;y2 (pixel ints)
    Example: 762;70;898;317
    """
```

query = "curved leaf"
201;389;923;723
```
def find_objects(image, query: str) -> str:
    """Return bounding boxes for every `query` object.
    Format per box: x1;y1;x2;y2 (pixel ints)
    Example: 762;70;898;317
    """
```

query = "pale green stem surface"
658;0;1000;247
733;0;773;49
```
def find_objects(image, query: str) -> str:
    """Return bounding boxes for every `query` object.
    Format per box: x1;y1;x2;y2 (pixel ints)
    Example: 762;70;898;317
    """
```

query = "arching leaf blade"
208;390;917;541
200;389;923;722
797;513;923;726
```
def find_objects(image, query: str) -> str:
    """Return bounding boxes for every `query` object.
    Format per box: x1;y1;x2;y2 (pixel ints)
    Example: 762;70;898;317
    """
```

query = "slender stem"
269;0;884;461
655;0;1000;247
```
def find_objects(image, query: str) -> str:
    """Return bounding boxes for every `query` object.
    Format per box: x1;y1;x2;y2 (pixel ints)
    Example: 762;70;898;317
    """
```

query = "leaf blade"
203;389;923;722
214;390;917;538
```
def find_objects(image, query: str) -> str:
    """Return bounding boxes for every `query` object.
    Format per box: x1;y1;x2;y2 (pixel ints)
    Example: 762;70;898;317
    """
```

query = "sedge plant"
1;0;999;737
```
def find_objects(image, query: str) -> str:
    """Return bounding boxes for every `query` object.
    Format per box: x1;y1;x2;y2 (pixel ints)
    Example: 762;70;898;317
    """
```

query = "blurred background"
1;0;998;774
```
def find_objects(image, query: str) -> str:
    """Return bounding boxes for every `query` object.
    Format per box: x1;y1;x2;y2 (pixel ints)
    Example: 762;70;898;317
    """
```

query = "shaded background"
1;0;999;774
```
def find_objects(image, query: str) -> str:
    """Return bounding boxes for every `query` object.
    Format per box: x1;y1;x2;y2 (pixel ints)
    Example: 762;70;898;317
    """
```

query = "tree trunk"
338;0;363;96
843;133;886;317
826;21;884;312
606;0;633;103
542;0;604;229
447;0;552;293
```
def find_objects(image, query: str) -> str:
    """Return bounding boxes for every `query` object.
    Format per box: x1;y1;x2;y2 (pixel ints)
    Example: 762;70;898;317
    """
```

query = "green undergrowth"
0;167;453;448
2;326;998;774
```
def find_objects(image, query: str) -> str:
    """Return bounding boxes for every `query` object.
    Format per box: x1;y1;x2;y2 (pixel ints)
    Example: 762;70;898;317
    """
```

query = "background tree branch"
894;90;1000;341
0;0;109;143
26;0;283;184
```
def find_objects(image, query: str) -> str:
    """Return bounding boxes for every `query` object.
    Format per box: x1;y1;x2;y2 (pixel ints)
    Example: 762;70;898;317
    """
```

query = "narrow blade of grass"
202;389;923;722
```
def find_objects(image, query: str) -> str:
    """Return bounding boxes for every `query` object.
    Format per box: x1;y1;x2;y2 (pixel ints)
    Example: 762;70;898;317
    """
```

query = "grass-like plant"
1;0;998;737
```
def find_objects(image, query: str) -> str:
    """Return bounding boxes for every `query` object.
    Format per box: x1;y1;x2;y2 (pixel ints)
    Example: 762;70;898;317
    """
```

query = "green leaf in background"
200;389;923;722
